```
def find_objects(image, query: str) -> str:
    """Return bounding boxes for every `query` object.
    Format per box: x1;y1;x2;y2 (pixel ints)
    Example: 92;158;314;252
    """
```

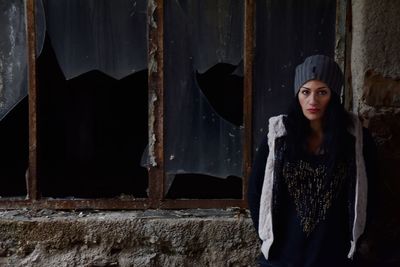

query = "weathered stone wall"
351;0;400;266
0;209;259;267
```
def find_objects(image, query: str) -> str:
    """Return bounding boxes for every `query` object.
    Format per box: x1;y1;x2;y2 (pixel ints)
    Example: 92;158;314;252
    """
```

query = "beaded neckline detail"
283;160;347;236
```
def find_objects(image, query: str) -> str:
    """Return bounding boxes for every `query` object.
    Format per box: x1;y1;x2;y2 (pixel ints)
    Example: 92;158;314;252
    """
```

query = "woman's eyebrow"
301;86;328;90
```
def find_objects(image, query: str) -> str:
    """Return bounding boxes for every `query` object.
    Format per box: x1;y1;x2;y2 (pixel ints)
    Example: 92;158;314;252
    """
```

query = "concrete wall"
351;0;400;265
0;209;259;267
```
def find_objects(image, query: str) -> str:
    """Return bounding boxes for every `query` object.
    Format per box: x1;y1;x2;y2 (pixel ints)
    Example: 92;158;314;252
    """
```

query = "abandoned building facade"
0;0;399;266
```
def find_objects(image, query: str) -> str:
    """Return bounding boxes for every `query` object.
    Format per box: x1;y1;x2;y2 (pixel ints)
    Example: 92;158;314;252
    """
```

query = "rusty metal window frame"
0;0;347;210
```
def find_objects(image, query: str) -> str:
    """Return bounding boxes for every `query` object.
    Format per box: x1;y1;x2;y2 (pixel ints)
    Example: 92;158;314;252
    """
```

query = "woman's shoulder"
268;114;287;124
267;114;288;139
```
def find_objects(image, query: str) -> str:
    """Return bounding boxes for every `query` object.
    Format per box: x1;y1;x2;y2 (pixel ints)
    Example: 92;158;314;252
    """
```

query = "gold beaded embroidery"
283;159;346;236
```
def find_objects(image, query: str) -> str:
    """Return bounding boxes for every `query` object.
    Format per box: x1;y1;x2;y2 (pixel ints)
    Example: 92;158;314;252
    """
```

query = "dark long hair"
284;92;353;171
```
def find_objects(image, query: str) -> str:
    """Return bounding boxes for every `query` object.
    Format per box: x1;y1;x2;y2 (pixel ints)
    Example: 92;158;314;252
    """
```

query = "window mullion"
243;0;255;206
147;0;165;208
27;0;39;201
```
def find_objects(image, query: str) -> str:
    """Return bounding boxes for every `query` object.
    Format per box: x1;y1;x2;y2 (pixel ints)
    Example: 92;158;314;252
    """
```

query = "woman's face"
298;80;331;122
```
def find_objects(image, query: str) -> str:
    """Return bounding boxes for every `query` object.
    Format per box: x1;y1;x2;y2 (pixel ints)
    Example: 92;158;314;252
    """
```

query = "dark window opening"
0;97;28;197
196;63;244;127
37;35;148;198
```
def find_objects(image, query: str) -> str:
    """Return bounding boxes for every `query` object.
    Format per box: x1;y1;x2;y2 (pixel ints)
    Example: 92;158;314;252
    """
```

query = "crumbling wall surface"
351;0;400;112
351;0;400;266
0;209;259;267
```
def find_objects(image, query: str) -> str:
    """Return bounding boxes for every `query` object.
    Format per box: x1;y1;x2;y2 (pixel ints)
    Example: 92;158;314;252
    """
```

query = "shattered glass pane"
38;1;149;198
162;0;244;194
0;0;27;121
0;0;45;121
179;0;244;73
36;0;46;55
253;0;336;153
43;0;147;80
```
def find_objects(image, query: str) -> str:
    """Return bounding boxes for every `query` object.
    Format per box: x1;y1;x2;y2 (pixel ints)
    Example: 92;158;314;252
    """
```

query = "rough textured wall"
0;209;259;267
351;0;400;266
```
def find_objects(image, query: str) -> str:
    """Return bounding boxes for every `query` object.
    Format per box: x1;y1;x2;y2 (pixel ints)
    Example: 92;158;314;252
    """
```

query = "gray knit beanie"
294;55;343;95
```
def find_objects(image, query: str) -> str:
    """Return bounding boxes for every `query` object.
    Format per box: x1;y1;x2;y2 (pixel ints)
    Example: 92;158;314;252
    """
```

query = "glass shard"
0;0;45;121
0;0;27;121
44;0;147;80
36;0;46;55
162;0;244;194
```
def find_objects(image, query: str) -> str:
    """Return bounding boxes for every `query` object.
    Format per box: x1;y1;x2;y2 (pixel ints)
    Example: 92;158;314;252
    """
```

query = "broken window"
37;0;149;198
0;0;345;209
0;1;28;197
163;0;244;199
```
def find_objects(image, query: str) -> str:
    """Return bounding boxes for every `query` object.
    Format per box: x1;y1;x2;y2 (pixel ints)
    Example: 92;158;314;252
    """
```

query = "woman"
248;55;376;267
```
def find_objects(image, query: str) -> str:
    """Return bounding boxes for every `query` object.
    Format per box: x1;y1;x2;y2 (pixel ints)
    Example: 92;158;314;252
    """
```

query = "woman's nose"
309;93;318;105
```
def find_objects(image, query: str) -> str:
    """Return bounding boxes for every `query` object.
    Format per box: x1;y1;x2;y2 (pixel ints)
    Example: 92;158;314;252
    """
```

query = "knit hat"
294;55;343;95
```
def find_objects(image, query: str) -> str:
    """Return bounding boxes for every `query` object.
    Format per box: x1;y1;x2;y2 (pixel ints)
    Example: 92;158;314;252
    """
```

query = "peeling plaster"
148;0;158;74
147;0;159;168
148;93;158;167
148;0;157;29
148;47;158;73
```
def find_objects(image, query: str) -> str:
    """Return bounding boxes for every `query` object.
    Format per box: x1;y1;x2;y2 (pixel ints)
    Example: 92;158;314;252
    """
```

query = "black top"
248;132;372;267
269;150;354;267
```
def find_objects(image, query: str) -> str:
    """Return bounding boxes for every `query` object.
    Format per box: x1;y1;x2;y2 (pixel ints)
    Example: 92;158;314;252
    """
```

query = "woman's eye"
301;90;309;95
318;90;328;95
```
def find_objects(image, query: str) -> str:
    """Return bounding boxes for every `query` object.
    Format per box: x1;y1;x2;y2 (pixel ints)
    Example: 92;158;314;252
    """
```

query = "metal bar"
26;0;39;200
160;199;246;209
0;199;149;210
147;0;165;208
0;199;30;209
242;0;255;207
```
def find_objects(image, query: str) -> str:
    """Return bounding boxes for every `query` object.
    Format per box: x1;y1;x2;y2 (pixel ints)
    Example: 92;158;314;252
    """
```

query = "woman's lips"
307;108;320;113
